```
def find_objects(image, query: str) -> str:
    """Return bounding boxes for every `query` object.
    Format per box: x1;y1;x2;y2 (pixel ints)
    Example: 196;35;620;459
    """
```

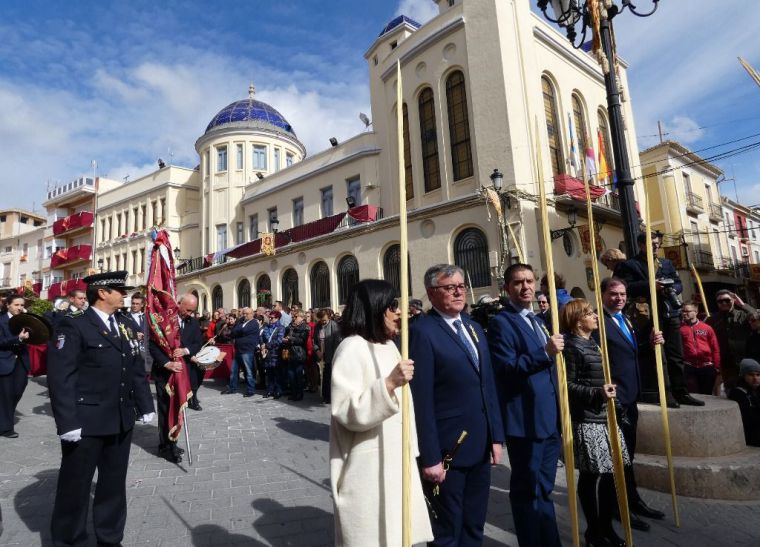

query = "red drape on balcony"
50;244;92;267
553;174;607;201
53;211;94;236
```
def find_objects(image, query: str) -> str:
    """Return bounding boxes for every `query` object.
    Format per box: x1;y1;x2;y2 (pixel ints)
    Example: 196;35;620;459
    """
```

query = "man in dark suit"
614;231;703;407
488;263;564;547
223;307;260;397
47;271;154;546
597;277;665;531
149;292;203;462
410;264;504;546
0;294;31;438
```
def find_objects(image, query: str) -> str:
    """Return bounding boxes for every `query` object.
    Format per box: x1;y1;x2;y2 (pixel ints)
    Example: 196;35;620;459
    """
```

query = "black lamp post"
536;0;659;256
550;207;578;241
173;246;181;260
97;258;104;273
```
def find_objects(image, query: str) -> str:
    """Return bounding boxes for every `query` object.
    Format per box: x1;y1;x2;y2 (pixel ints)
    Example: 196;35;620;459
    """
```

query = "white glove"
140;412;156;424
60;429;82;442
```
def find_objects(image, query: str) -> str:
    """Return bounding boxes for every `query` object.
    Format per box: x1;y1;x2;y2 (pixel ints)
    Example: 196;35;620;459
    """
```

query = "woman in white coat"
330;279;433;546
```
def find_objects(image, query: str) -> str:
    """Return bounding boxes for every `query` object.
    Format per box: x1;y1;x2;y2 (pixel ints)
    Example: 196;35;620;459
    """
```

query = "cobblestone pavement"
1;377;758;546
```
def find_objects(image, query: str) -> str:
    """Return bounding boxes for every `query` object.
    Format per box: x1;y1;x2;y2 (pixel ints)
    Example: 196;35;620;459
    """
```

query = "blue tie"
526;312;548;344
453;319;479;369
108;316;118;338
614;312;634;345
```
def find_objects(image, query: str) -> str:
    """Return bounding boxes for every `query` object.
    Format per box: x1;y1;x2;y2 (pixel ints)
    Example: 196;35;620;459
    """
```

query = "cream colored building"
172;0;644;312
0;209;45;292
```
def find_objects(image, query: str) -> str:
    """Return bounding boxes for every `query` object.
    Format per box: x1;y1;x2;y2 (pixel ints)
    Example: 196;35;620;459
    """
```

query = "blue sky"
1;0;759;212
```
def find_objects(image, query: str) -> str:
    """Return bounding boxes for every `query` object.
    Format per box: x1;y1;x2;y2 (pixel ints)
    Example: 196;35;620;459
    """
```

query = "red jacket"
680;320;721;369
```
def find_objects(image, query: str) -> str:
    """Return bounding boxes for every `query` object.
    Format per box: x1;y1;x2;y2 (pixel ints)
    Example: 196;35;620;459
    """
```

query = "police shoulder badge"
56;334;65;349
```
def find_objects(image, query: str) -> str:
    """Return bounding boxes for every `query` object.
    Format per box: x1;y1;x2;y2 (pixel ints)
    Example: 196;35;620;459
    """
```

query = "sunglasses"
717;299;732;304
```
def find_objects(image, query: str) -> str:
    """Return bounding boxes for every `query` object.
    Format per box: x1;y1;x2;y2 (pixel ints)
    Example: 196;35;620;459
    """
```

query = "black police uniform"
48;299;154;546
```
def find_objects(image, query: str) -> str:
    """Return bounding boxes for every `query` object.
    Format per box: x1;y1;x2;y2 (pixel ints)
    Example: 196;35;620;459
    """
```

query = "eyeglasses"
582;309;597;317
432;283;468;295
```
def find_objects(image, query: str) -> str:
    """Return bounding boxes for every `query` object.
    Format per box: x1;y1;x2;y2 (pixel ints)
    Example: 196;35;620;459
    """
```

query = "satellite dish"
359;112;372;128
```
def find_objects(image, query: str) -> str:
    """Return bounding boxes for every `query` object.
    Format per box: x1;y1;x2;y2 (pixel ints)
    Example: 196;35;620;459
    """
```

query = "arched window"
597;108;614;178
256;274;271;306
282;268;299;307
310;261;330;309
418;88;441;192
446;71;473;181
454;228;490;288
402;103;414;199
201;293;208;313
237;279;251;308
337;255;360;304
542;76;564;176
572;93;589;173
212;285;223;311
383;244;412;297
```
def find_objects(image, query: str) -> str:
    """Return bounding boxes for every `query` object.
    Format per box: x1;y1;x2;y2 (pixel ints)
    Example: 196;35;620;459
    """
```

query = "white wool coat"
330;335;433;546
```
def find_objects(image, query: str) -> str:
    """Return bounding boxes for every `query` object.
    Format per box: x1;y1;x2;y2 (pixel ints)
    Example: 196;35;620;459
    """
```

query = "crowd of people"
2;231;760;546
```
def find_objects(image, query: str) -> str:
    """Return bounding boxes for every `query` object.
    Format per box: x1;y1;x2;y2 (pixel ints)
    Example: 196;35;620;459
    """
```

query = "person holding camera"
614;232;703;407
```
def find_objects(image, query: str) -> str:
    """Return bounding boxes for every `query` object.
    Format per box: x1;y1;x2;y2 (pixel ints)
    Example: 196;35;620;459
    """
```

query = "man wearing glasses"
706;290;757;390
409;264;503;546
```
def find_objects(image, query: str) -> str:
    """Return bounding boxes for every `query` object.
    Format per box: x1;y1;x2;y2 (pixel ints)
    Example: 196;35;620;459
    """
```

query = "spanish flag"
597;127;612;185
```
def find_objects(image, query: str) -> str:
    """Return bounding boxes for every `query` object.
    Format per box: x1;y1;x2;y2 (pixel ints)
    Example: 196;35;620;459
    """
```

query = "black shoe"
601;527;626;547
189;401;202;411
221;389;235;395
264;392;272;398
614;509;650;532
243;393;254;398
676;393;705;406
631;500;665;520
1;430;19;438
666;393;680;409
158;446;182;463
273;394;281;399
584;530;612;547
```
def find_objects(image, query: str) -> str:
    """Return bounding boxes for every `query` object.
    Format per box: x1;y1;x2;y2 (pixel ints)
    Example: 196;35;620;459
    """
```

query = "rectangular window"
22;243;28;255
321;186;334;217
253;145;267;170
106;257;111;270
116;213;122;235
347;177;361;207
141;205;147;229
274;148;281;172
139;248;145;273
133;207;139;231
293;197;304;226
249;214;258;241
122;253;127;272
217;145;228;171
131;250;138;274
683;172;692;194
160;198;166;224
100;219;106;242
151;201;158;225
216;224;227;250
108;217;113;240
236;144;244;170
690;220;700;246
286;152;294;167
236;222;244;244
115;254;121;270
124;211;129;233
268;207;278;232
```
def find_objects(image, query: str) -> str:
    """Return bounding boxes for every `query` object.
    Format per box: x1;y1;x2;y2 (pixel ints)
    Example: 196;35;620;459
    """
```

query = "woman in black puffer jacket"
282;310;310;401
560;299;629;547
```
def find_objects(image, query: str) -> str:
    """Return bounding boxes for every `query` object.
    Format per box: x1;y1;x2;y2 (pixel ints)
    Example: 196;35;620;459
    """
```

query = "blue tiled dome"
205;84;297;138
379;15;421;37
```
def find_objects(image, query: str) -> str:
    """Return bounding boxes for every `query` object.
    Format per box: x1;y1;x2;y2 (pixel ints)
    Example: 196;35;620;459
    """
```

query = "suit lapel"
606;311;636;349
506;306;544;349
430;310;480;373
86;308;123;352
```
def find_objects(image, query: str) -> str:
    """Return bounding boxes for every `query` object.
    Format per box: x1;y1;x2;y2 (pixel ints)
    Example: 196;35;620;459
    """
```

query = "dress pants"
188;362;203;402
619;403;643;504
685;365;717;395
50;429;133;546
427;461;491;546
640;316;687;398
0;363;27;433
154;376;172;449
506;433;562;547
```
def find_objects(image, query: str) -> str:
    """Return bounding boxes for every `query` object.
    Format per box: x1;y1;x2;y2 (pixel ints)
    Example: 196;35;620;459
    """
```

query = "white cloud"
395;0;438;24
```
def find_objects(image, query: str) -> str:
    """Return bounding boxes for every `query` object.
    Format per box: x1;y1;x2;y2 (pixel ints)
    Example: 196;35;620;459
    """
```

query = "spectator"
535;291;551;330
304;309;319;393
283;310;309;401
314;308;341;404
728;359;760;447
540;272;573;311
205;309;221;340
261;311;285;399
214;314;237;344
274;300;292;328
560;299;629;547
680;303;721;395
600;248;626;273
0;294;31;438
706;290;757;390
224;308;260;397
409;298;424;325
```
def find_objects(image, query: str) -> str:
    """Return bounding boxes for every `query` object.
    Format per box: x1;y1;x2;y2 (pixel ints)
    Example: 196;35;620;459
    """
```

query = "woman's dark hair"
341;279;397;343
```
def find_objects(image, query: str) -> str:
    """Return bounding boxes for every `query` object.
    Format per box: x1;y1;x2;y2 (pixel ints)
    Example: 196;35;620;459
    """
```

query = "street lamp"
173;246;181;260
489;168;504;192
97;258;104;272
550;207;578;241
270;218;280;233
536;0;660;256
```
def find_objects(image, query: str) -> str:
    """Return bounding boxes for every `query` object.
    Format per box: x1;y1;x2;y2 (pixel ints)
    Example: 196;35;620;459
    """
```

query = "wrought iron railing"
686;191;704;210
709;203;722;221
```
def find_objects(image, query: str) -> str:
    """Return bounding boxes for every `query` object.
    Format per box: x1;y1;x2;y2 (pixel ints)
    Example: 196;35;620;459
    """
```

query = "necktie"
108;316;118;338
526;312;547;344
453;319;479;369
615;312;635;345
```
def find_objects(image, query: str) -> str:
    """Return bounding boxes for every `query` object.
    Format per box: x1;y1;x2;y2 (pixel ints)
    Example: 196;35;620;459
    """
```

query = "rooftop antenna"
168;147;174;165
123;175;130;183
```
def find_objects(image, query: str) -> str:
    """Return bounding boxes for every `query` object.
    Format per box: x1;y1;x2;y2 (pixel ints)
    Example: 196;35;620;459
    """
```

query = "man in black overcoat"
48;271;154;546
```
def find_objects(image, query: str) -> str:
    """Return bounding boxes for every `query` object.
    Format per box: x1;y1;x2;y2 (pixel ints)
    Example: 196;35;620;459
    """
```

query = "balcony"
50;244;92;268
692;248;714;270
715;258;750;279
709;202;722;222
596;192;621;212
685;191;704;214
177;205;384;275
52;211;94;237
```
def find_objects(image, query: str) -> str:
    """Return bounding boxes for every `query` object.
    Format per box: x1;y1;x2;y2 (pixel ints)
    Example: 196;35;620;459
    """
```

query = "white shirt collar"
432;306;462;329
91;306;113;329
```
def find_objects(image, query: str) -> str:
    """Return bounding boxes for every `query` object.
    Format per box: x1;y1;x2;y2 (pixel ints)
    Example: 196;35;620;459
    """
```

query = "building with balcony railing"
0;208;46;293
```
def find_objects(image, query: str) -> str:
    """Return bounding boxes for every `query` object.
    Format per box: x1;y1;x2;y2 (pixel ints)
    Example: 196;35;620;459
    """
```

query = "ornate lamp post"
537;0;660;256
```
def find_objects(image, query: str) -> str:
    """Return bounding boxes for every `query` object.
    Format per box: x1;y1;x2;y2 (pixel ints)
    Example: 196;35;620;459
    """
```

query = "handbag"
280;347;290;361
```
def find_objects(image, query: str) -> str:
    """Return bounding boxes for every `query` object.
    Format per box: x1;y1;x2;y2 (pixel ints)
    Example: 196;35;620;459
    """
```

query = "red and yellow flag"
597;128;611;184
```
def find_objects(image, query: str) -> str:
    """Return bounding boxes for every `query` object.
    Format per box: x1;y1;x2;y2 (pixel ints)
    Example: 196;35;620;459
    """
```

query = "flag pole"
534;118;580;547
182;408;193;465
396;60;412;547
642;180;681;527
581;164;633;546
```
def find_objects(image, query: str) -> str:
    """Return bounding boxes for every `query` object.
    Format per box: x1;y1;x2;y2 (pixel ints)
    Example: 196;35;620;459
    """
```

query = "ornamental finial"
248;82;256;99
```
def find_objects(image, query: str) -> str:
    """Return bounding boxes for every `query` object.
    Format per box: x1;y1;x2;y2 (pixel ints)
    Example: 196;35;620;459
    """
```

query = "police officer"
48;271;154;547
